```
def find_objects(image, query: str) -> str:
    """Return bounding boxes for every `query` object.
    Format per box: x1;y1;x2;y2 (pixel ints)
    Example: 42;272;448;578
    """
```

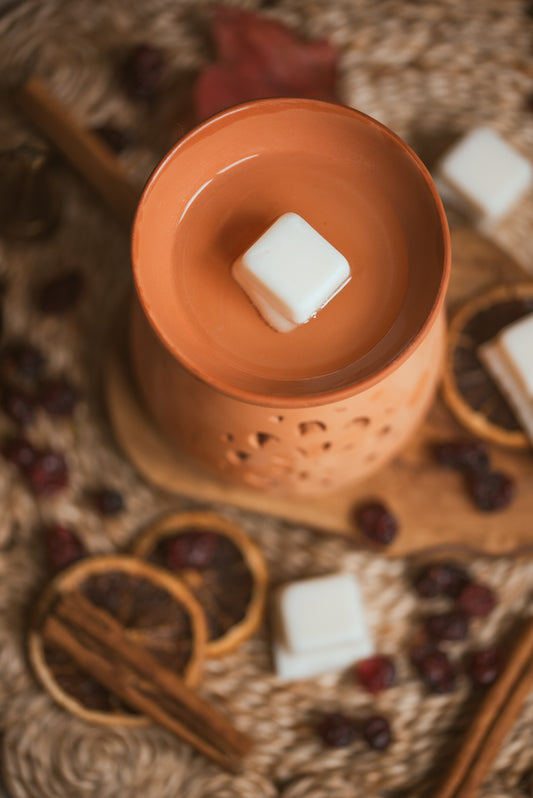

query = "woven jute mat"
1;1;533;796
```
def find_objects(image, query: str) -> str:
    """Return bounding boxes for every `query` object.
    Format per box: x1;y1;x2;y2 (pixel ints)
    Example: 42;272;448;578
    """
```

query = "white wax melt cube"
273;635;374;682
479;311;533;443
500;314;533;396
272;573;374;681
232;213;351;333
436;127;533;224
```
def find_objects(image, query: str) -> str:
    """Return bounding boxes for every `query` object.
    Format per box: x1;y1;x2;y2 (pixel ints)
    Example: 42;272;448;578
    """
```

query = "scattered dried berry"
468;645;504;687
464;470;515;512
0;341;45;388
38;376;79;417
424;610;469;642
26;449;68;496
36;270;83;315
90;488;124;517
44;524;85;571
432;439;489;473
361;715;393;751
355;655;396;694
1;387;34;426
91;125;132;154
411;644;457;694
165;529;219;570
316;713;357;748
412;561;471;599
122;44;165;100
356;501;398;546
1;435;36;469
457;583;496;618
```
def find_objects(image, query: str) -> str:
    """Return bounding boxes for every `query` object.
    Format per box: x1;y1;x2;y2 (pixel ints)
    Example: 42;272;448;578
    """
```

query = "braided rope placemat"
1;2;533;796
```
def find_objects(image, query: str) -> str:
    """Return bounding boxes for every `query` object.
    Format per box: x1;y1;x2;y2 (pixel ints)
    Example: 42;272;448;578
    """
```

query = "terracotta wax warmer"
130;99;450;496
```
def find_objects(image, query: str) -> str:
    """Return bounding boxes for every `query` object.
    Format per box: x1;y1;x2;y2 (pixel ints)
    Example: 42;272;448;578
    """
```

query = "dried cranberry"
468;646;504;687
432;439;489;473
122;44;165;100
1;435;36;469
44;524;85;571
361;715;393;751
412;561;471;599
0;341;45;388
90;488;124;517
91;125;132;154
26;449;68;496
355;655;396;694
356;501;398;546
36;270;83;315
464;470;515;512
38;376;79;417
424;610;469;642
457;583;496;618
411;644;457;693
1;387;34;426
165;530;219;570
316;713;356;748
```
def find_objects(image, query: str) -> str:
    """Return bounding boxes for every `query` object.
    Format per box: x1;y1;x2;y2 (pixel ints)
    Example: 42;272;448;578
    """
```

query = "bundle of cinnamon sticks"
433;615;533;798
44;592;252;774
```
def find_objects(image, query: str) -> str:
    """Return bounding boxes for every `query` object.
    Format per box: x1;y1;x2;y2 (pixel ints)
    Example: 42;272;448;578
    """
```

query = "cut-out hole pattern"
221;433;234;443
249;432;279;449
226;450;250;466
298;421;327;436
379;425;392;436
348;417;370;427
269;415;284;423
322;442;332;450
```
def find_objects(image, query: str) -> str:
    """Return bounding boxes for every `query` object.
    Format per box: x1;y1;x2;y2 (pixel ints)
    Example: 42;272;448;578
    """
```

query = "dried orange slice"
132;511;268;657
442;282;533;449
28;555;207;726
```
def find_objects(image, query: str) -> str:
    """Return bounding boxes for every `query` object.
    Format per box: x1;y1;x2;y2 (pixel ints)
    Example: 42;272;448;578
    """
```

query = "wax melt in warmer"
232;212;351;333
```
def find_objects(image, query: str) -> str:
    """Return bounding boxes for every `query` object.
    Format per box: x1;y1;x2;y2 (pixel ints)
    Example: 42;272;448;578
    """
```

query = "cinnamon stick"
434;616;533;798
44;592;252;773
14;79;140;226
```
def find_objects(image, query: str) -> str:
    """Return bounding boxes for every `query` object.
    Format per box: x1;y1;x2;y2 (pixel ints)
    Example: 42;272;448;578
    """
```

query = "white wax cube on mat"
437;127;533;224
479;312;533;443
232;212;351;333
273;634;374;682
278;573;370;654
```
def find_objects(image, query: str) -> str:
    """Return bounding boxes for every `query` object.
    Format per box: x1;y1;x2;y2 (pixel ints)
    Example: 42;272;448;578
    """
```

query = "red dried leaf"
194;7;340;122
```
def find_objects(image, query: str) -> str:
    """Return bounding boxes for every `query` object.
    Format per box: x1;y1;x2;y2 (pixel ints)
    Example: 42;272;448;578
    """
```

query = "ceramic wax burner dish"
130;99;450;497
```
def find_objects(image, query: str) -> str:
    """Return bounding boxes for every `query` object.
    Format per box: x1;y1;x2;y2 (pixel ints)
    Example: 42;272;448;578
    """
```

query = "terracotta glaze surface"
130;99;450;495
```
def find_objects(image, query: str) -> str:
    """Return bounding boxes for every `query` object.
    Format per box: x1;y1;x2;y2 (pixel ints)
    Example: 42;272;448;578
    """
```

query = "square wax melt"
436;127;533;225
272;573;374;681
232;213;351;333
272;635;374;682
479;311;533;443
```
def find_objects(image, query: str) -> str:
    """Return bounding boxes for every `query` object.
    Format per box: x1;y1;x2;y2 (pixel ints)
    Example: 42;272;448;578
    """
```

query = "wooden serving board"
105;228;533;557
